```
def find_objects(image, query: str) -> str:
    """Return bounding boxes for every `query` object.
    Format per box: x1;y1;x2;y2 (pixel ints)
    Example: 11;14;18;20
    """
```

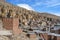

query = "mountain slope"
0;0;60;29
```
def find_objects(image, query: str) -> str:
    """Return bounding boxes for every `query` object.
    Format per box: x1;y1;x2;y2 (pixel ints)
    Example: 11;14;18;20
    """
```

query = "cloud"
32;0;60;7
46;3;60;7
17;4;34;10
32;2;42;6
45;0;60;7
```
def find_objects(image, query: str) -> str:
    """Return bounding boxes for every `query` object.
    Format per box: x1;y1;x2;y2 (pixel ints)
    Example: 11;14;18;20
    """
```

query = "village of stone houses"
0;0;60;40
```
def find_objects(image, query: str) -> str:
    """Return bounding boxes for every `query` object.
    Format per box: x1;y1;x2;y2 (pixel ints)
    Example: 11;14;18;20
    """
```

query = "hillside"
0;0;60;40
0;0;60;29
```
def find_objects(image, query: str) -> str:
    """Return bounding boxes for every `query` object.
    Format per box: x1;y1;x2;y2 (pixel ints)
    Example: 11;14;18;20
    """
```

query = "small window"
28;28;33;31
26;34;30;38
1;8;4;13
47;18;50;21
50;18;52;21
7;13;10;18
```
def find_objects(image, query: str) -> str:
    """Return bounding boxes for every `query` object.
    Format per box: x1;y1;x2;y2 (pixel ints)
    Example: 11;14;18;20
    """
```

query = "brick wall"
13;18;23;35
40;33;48;40
2;18;22;35
57;36;60;40
3;18;13;30
40;33;60;40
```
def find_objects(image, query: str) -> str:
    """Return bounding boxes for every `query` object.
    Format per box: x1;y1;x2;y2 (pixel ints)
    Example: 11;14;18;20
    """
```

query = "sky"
6;0;60;16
